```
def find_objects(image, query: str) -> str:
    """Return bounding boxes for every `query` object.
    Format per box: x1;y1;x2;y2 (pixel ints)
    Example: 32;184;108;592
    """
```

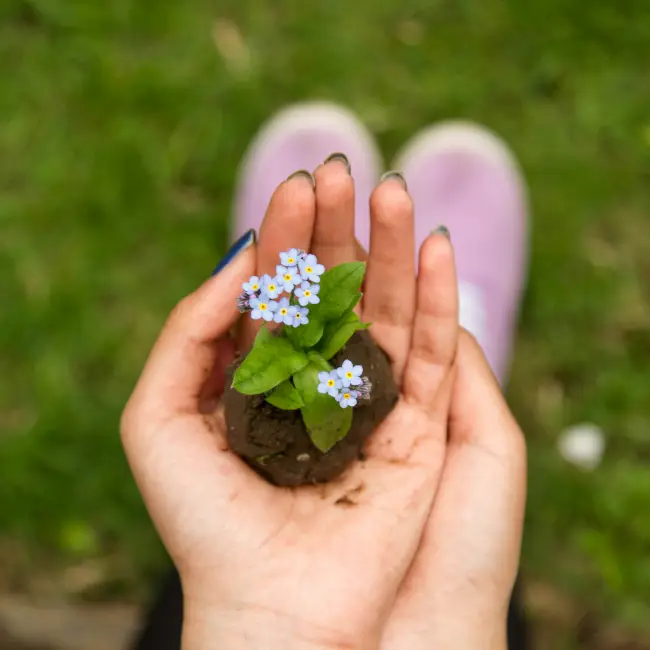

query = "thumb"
382;330;526;650
438;328;527;596
123;231;256;428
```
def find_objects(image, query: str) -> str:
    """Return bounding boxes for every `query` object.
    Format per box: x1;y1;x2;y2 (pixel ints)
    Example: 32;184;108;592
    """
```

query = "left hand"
121;164;461;650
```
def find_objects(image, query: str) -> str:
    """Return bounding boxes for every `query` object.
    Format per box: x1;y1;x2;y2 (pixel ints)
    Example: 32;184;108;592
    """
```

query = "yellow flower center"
280;308;287;315
295;313;302;319
304;290;311;297
259;303;267;311
346;371;353;379
268;284;276;292
305;266;313;274
343;393;351;400
284;274;292;281
327;379;335;387
287;257;295;264
251;283;259;291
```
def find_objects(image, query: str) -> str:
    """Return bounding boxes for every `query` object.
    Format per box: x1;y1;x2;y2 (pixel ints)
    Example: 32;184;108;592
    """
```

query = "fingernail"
286;169;316;188
431;225;451;240
380;170;408;190
323;152;351;174
211;229;256;276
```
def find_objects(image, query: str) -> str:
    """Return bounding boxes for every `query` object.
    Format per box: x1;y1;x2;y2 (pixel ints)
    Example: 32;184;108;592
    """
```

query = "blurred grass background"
2;0;650;647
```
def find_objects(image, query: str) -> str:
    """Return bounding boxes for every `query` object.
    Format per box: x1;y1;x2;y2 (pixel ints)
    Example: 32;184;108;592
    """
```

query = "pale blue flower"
276;265;302;293
291;306;309;327
273;298;293;325
317;370;341;397
242;275;261;295
337;360;363;387
294;281;320;306
279;248;301;268
336;390;358;409
261;274;283;299
299;254;326;282
250;297;278;322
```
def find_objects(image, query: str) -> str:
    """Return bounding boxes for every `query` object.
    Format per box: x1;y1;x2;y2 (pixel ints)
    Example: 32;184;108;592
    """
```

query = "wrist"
182;600;365;650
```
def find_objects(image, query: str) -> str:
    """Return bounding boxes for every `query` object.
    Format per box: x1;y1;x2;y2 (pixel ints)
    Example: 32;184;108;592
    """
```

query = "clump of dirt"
223;331;398;486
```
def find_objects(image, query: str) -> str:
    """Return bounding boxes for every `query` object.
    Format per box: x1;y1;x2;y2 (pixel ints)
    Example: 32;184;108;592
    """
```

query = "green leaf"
232;327;309;395
317;310;371;360
284;317;325;350
265;379;305;410
316;262;366;321
293;359;353;453
283;263;365;352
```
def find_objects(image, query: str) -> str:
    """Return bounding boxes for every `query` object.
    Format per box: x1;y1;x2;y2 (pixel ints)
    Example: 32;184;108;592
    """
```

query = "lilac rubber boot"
233;102;382;247
394;122;529;385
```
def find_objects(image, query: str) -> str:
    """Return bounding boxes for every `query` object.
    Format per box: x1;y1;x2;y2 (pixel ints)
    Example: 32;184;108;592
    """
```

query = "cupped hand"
121;163;461;650
305;161;527;650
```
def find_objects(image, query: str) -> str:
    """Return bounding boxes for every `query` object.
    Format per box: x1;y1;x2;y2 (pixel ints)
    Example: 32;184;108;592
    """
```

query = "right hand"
303;160;528;650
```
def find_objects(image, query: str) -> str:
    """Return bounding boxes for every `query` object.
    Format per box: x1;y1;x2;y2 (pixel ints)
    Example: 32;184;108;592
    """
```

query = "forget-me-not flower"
336;390;358;409
299;254;326;283
261;274;283;299
250;297;278;322
276;265;302;293
291;306;309;327
295;281;320;306
273;298;293;325
280;248;302;268
337;360;363;387
242;275;261;295
317;370;341;397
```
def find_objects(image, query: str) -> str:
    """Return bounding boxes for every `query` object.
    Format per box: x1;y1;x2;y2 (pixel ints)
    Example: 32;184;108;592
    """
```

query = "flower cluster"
317;360;372;409
238;249;325;328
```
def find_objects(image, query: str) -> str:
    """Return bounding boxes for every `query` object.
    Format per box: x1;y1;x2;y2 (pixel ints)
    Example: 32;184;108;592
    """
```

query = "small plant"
232;249;372;453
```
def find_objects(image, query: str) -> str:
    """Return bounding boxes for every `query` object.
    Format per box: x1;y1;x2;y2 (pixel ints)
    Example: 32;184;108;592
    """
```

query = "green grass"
2;0;650;644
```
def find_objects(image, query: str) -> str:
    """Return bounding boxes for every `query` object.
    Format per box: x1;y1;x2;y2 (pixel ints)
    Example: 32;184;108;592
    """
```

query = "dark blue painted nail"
211;229;256;276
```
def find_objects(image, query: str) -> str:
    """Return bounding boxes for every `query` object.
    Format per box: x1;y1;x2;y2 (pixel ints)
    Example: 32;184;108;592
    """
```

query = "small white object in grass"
557;423;605;470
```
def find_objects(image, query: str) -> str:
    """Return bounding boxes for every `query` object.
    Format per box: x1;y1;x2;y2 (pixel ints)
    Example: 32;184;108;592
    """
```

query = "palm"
151;359;451;644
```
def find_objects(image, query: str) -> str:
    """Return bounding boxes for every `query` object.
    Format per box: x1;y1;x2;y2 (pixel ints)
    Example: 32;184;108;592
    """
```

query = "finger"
124;240;255;421
311;154;357;268
355;238;368;262
240;172;316;346
403;230;459;414
363;174;416;382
